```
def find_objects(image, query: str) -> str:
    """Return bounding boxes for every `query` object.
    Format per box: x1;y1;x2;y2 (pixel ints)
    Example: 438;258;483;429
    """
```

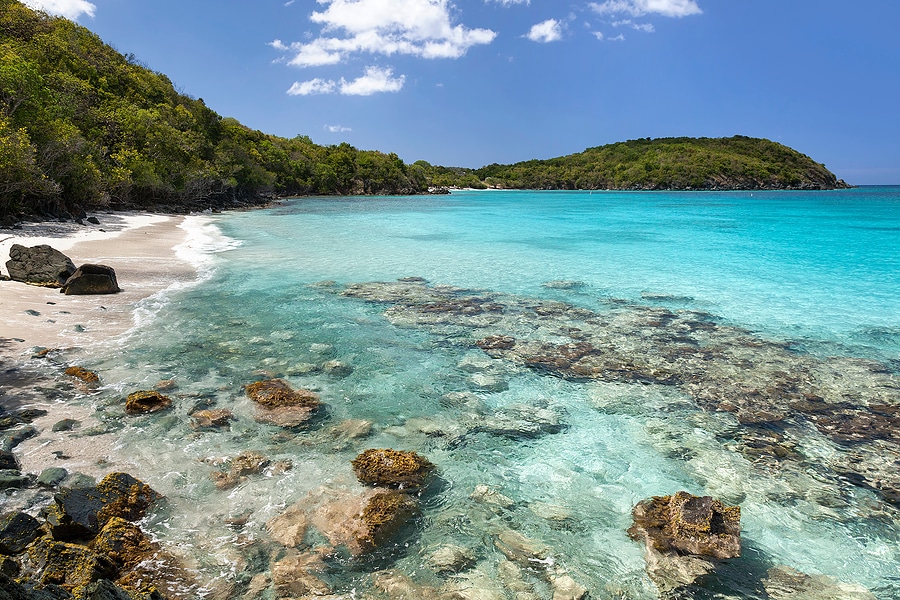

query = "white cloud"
325;125;352;132
632;22;655;32
286;66;405;96
273;0;497;68
287;78;338;95
22;0;95;19
590;0;701;18
526;19;563;43
340;66;405;95
487;0;530;5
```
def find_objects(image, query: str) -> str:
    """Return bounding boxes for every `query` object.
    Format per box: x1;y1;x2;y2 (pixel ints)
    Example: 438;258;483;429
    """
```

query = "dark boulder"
0;451;19;471
5;245;76;287
0;512;41;554
60;265;120;295
46;473;162;540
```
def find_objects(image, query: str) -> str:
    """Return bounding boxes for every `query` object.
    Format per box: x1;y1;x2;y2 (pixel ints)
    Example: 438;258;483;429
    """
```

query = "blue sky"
23;0;900;184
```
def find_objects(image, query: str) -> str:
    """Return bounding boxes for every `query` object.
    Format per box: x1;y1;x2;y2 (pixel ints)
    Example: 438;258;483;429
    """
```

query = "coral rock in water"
245;378;321;427
125;390;172;415
629;491;741;560
351;448;435;490
64;366;100;384
358;490;420;551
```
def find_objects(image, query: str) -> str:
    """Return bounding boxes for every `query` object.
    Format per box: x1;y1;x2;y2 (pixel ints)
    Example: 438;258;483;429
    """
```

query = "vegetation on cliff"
0;0;426;222
417;136;849;191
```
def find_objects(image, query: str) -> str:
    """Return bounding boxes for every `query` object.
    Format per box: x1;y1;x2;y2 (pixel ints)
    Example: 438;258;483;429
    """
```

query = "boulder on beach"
351;448;435;491
61;263;120;295
5;244;76;286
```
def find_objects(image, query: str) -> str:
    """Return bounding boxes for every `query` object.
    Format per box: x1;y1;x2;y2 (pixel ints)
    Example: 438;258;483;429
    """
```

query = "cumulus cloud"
287;78;338;96
325;125;352;132
340;66;405;95
272;0;497;68
526;19;563;43
287;66;405;96
22;0;95;19
590;0;701;18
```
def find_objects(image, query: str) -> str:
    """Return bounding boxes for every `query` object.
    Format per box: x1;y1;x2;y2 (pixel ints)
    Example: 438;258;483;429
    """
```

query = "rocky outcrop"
46;472;163;540
0;472;177;599
5;244;76;287
629;491;741;594
60;264;120;295
245;379;321;427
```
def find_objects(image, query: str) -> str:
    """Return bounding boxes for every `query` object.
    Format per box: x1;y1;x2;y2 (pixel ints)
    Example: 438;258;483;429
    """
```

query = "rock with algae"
46;472;162;540
358;490;420;552
64;366;100;385
629;491;741;559
245;378;321;427
124;390;172;415
0;511;41;554
628;491;741;594
351;448;435;491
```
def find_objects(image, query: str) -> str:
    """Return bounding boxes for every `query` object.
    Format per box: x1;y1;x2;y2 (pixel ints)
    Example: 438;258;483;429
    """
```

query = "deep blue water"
60;188;900;597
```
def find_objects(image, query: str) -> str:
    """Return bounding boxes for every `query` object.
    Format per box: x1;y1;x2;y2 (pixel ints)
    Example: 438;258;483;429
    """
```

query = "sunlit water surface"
33;189;900;598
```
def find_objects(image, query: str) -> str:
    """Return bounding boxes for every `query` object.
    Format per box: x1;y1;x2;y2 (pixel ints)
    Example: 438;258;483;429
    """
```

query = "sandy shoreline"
1;213;199;479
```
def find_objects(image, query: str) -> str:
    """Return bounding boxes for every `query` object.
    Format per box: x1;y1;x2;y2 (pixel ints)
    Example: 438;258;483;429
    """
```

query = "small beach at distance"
1;214;200;477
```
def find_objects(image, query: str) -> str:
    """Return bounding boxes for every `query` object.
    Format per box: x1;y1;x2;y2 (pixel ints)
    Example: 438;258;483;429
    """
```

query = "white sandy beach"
1;213;199;478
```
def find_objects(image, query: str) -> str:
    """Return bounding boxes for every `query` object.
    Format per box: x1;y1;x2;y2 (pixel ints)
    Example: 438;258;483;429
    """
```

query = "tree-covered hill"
417;136;850;191
1;0;850;225
0;0;427;223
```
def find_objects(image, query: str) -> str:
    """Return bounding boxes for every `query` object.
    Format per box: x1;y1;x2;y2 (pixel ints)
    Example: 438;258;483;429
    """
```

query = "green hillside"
1;0;849;224
418;136;849;191
0;0;426;223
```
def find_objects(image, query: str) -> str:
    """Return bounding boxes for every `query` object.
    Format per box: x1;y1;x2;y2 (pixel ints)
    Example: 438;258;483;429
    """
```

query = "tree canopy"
0;0;426;222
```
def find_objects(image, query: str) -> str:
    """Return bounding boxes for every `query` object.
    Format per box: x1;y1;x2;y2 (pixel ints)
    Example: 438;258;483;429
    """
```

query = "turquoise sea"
26;189;900;597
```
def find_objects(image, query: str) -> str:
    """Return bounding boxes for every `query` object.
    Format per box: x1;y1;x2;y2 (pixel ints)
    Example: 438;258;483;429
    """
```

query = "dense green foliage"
418;137;847;191
0;0;426;222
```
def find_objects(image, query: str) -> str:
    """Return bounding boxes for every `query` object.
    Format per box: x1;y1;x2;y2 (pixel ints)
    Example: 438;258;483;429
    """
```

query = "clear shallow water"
32;189;900;598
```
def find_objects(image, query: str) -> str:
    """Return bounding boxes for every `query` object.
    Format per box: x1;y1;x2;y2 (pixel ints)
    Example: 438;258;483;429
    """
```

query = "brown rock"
271;553;330;598
65;366;100;384
266;504;309;548
628;491;741;560
358;490;420;552
211;451;270;490
125;390;172;415
190;409;234;430
351;448;435;490
245;379;321;427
